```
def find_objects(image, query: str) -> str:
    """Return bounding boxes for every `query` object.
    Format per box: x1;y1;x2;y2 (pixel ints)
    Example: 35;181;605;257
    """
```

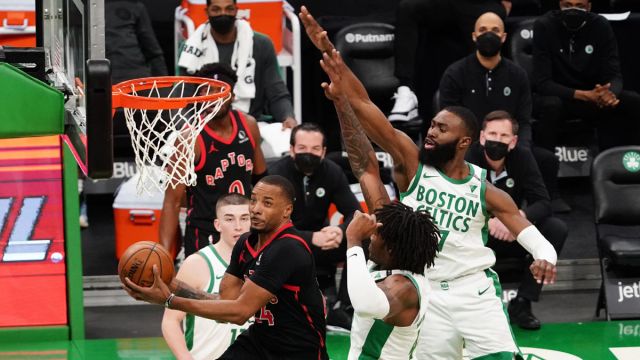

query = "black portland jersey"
186;110;255;232
226;223;328;359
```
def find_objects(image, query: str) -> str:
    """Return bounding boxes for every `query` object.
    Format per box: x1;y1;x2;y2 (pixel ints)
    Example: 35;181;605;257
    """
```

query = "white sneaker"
79;215;89;228
388;86;419;122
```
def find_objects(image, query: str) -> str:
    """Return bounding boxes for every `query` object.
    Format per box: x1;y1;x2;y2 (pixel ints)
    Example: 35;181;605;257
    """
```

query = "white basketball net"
120;80;230;194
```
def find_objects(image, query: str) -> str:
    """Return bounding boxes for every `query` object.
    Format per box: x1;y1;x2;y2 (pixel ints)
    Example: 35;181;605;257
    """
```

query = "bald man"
439;12;532;146
438;11;568;215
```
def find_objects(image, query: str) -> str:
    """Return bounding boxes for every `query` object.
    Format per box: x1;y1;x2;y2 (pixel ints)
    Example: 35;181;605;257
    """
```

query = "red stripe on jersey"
236;111;256;149
245;222;294;258
279;234;312;253
203;112;238;144
282;284;301;292
195;227;199;250
194;134;206;171
293;290;326;360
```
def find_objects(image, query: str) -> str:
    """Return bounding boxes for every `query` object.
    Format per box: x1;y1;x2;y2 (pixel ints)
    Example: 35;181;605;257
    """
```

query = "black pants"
487;217;568;301
394;0;506;87
218;329;328;360
534;91;640;151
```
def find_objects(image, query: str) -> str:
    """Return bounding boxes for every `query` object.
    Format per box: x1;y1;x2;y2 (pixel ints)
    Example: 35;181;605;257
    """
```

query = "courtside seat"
592;146;640;319
334;22;422;141
600;234;640;266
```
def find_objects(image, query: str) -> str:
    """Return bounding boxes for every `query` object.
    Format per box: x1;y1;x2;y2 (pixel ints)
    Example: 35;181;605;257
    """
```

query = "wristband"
164;293;176;309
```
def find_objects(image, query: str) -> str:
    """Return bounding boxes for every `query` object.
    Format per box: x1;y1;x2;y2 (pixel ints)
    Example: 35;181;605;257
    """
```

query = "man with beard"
160;63;267;257
302;10;557;358
177;0;296;128
126;175;328;360
466;111;567;330
270;122;361;329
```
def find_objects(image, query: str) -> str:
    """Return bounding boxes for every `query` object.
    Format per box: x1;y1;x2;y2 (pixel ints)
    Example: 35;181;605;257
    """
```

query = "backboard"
37;0;112;178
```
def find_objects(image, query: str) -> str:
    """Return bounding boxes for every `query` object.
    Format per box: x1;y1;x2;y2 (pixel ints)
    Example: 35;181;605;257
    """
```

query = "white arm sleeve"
346;246;390;319
516;225;557;265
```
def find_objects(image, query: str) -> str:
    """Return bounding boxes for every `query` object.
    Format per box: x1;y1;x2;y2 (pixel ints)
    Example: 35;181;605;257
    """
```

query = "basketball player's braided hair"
374;202;439;275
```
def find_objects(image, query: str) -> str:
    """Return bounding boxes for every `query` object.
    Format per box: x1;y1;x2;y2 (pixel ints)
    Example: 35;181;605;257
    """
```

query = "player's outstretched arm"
162;254;208;359
299;6;335;54
125;266;273;325
485;183;558;284
320;50;419;190
329;94;390;211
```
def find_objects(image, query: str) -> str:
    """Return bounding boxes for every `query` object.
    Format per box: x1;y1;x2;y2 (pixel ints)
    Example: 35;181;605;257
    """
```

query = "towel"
178;19;256;113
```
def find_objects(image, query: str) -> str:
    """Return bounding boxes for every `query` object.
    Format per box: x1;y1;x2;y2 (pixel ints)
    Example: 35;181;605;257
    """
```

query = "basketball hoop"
112;76;232;194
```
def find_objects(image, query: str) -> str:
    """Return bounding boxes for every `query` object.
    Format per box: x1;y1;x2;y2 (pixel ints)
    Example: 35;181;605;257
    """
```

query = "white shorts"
416;269;522;359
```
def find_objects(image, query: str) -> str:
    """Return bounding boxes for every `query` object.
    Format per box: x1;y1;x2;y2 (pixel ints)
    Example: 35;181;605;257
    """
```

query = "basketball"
118;241;174;287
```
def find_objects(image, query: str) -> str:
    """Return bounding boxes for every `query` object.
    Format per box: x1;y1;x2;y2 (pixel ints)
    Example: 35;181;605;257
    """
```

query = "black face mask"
294;153;323;174
475;32;502;57
209;15;236;34
560;8;588;32
483;140;510;161
419;139;458;168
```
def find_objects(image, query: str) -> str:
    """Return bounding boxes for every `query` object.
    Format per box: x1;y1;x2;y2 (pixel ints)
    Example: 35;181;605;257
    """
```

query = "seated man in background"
162;194;252;359
390;0;509;121
439;11;568;212
466;111;567;330
270;123;362;329
178;0;297;129
533;0;640;151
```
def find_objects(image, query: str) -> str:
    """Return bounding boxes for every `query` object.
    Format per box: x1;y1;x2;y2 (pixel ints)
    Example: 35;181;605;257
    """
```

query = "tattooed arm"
329;94;390;212
169;273;243;300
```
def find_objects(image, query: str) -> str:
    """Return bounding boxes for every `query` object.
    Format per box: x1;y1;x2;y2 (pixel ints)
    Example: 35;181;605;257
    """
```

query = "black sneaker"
508;297;541;330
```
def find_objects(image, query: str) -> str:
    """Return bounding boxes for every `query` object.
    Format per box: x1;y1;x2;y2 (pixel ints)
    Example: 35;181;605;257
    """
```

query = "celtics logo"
622;151;640;172
585;45;594;54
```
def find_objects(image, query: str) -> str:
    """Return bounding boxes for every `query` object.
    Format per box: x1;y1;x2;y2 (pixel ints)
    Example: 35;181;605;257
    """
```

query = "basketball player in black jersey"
160;63;267;257
125;175;329;360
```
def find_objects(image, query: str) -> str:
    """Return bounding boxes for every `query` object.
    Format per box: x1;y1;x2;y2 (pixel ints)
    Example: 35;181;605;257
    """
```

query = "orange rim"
112;76;231;110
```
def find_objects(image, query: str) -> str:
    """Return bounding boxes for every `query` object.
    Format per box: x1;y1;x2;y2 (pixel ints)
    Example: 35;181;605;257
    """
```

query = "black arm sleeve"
599;18;623;96
532;19;575;99
250;240;311;294
135;3;167;76
254;35;294;122
515;70;533;148
518;148;552;223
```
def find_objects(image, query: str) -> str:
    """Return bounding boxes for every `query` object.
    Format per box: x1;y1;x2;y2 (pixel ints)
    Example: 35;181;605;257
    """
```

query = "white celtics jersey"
348;268;428;360
184;245;251;360
401;162;494;281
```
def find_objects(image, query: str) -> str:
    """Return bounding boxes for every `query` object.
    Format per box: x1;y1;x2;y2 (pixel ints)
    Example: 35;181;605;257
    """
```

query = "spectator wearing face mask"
439;12;570;213
177;0;297;129
533;0;640;151
269;122;362;330
466;110;567;331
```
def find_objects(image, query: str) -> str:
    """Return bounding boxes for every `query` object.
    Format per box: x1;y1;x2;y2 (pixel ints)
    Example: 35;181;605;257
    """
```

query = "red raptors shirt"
226;223;328;359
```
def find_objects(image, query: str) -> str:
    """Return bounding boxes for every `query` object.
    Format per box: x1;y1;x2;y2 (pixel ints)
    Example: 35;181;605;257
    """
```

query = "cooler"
113;175;177;259
0;2;36;47
179;0;283;52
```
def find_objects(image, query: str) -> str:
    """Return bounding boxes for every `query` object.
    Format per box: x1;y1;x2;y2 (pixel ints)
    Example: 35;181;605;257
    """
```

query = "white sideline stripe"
610;347;640;360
